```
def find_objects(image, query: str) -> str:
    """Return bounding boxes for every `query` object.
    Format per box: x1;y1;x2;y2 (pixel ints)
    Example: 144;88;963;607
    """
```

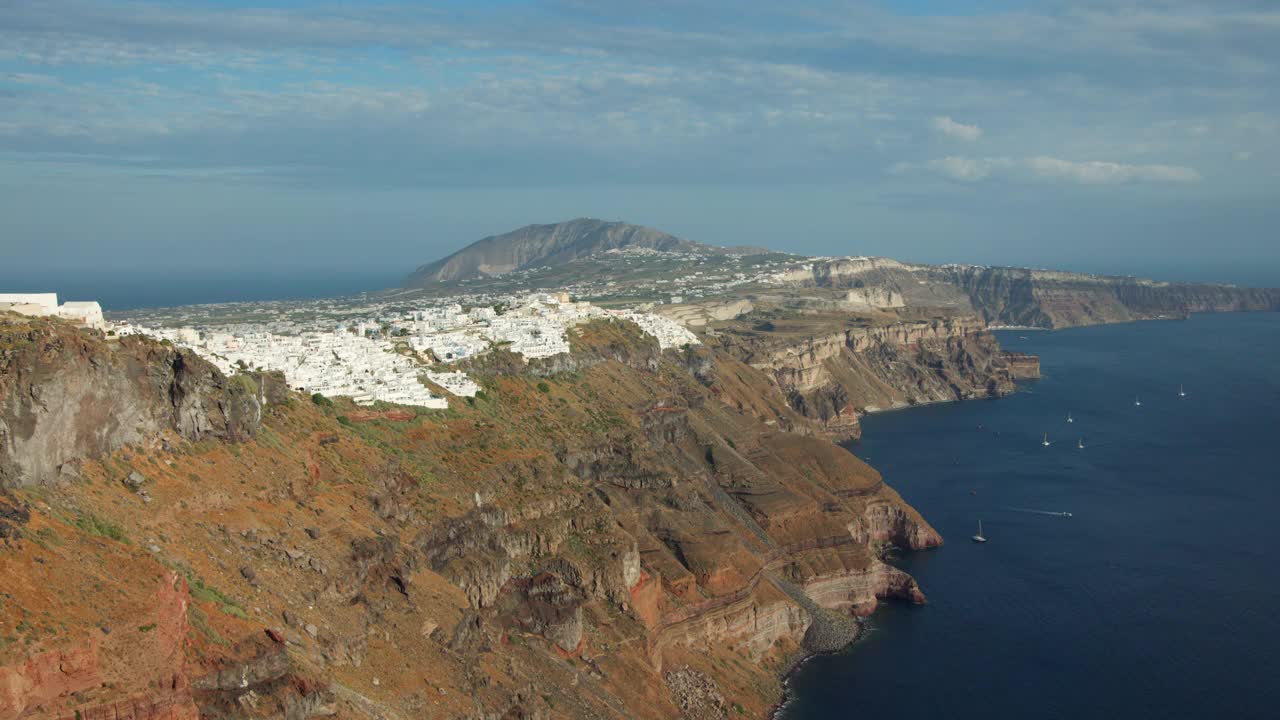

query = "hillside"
406;218;731;287
403;219;1278;330
0;308;1030;719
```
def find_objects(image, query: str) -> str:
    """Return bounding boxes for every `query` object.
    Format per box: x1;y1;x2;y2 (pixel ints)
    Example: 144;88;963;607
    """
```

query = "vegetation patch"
72;513;129;543
187;574;248;620
231;373;259;395
187;604;227;645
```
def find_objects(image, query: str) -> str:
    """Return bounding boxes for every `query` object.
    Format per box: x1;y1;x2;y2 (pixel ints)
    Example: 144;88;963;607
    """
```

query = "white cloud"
896;155;1200;185
931;115;982;141
929;156;1009;181
1026;156;1200;184
0;0;1262;191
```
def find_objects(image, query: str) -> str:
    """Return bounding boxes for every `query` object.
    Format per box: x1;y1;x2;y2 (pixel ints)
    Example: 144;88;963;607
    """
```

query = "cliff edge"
0;311;951;719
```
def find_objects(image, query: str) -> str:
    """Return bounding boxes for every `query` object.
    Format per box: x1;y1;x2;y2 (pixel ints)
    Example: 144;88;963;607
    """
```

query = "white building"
0;293;106;331
59;301;106;331
0;293;59;314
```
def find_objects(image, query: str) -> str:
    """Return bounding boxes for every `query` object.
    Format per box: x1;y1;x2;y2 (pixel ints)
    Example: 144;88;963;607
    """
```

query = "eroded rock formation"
0;317;267;488
715;314;1019;440
0;312;946;719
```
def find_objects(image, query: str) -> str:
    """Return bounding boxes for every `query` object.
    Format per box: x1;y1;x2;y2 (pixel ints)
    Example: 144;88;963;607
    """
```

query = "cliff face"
936;265;1280;328
782;258;1280;329
0;317;268;489
715;315;1019;440
0;315;943;720
999;351;1041;379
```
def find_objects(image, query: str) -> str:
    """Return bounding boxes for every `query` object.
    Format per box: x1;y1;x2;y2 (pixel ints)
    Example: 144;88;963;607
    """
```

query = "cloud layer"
3;0;1275;186
1;0;1278;275
895;156;1202;184
932;116;982;141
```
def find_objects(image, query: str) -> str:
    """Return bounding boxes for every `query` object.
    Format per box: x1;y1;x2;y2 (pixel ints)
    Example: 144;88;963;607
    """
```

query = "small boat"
972;520;987;543
1066;411;1074;423
1179;384;1186;398
1134;396;1142;407
1042;432;1051;447
1077;437;1085;449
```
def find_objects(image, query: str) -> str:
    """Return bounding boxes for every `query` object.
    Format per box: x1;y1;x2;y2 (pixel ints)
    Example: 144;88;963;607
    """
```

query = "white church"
0;293;106;331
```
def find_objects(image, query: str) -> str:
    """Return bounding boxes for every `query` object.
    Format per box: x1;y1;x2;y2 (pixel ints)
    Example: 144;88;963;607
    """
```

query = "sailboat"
1179;384;1186;398
1042;432;1051;447
972;520;987;543
1077;437;1085;449
1066;411;1074;423
1134;396;1142;407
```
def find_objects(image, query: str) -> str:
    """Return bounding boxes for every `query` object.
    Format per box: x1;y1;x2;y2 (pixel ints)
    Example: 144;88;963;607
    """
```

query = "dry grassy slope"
0;316;942;720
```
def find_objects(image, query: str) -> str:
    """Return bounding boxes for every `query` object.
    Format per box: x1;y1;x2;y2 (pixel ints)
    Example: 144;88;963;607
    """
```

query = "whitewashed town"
0;247;848;410
2;290;699;410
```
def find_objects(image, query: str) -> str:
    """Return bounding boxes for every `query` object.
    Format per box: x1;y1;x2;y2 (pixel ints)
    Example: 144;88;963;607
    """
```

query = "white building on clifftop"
0;293;107;331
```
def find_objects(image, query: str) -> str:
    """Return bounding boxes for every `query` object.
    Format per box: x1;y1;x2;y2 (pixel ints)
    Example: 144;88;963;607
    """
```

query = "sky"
2;0;1280;297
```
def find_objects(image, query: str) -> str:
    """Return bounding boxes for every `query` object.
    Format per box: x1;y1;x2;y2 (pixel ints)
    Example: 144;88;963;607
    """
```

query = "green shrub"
188;575;248;619
231;373;258;394
187;605;227;645
72;513;129;543
311;393;333;407
536;382;550;393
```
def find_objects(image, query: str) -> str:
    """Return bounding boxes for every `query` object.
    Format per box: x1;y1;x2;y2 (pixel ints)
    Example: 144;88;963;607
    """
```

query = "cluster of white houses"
0;293;105;330
122;293;698;409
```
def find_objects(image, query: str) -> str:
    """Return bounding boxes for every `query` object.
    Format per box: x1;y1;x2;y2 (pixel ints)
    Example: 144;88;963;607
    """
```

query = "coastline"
858;387;1017;417
759;313;1280;719
770;376;1026;718
768;629;864;720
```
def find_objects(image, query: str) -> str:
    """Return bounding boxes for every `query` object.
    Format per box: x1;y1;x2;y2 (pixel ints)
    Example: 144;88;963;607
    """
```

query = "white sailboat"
1066;411;1074;423
972;520;987;543
1134;396;1142;407
1077;437;1085;449
1179;384;1186;398
1042;432;1051;447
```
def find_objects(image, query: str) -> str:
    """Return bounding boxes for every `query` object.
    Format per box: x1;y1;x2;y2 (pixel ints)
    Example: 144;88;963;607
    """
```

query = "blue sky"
2;0;1279;286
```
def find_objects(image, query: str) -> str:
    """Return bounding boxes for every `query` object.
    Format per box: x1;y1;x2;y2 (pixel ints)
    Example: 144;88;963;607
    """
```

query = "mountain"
407;219;1278;331
406;218;739;286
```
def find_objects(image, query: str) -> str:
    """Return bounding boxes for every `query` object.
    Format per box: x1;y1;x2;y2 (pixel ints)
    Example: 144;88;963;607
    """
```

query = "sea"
779;312;1280;719
0;269;401;311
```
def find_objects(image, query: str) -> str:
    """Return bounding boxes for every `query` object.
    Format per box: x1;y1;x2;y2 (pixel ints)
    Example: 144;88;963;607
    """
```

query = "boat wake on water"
1004;507;1074;518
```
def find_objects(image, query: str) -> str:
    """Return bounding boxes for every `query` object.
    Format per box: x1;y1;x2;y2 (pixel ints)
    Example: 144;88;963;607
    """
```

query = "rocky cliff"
0;316;272;489
936;265;1280;328
713;313;1020;440
0;313;945;719
783;258;1280;329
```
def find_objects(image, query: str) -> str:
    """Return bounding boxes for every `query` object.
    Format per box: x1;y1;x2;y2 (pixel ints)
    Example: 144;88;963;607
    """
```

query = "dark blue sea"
780;312;1280;719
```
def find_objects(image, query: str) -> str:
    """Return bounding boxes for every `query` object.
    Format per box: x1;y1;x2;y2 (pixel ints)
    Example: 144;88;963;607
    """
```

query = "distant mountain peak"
405;218;734;287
